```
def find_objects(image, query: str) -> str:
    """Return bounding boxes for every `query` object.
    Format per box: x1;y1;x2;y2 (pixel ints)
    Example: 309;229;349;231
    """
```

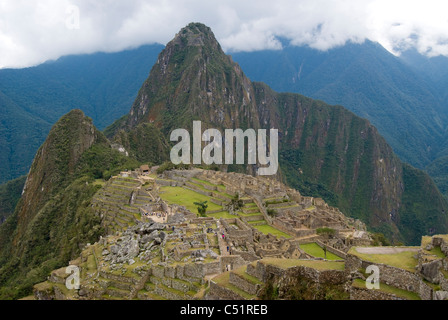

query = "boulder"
434;291;448;300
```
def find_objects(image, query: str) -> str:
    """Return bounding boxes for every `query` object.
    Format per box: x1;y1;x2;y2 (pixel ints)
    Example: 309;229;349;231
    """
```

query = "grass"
425;246;446;259
441;268;448;278
94;179;106;187
212;272;257;300
352;279;420;300
348;247;419;272
233;266;263;285
159;186;223;213
262;258;345;271
207;211;236;219
300;243;342;260
252;224;292;239
192;177;215;187
245;202;258;208
238;211;262;216
248;220;267;225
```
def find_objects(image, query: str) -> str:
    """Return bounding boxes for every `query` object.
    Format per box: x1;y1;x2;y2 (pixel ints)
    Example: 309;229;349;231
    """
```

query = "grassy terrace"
252;224;292;239
207;211;236;219
159;186;223;213
188;179;234;200
232;266;263;285
192;177;215;187
261;258;345;271
421;236;446;258
352;279;420;300
212;272;257;300
348;247;419;273
300;243;342;260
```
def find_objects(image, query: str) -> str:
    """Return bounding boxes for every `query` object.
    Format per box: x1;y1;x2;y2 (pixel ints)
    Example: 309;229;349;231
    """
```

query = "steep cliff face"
253;85;404;235
15;109;105;240
0;109;138;299
121;23;261;134
111;23;448;243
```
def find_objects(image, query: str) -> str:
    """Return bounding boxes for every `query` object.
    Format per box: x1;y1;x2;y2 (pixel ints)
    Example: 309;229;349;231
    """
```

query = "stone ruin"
33;167;378;301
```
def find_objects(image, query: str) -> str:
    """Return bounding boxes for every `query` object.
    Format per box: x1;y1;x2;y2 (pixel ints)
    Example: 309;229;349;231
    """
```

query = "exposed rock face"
124;23;260;132
15;109;105;240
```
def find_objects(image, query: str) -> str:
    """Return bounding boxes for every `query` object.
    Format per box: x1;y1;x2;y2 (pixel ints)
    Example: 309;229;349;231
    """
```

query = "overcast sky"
1;0;448;69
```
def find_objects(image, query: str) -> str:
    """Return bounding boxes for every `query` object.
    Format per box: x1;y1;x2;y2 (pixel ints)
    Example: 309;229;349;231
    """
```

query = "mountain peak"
123;22;256;131
15;109;106;238
172;22;218;49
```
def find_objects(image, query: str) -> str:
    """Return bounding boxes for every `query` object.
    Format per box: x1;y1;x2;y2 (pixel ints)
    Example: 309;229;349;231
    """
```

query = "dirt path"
355;247;420;254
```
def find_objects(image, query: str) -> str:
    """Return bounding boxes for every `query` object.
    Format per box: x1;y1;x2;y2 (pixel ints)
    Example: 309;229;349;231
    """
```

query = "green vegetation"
352;279;420;300
0;176;103;299
194;201;208;217
76;144;140;180
316;227;336;237
259;260;348;300
159;186;222;212
262;258;345;271
0;176;26;224
0;110;135;299
0;44;164;184
233;42;445;172
348;247;419;272
156;161;191;174
300;243;341;260
266;208;278;217
207;211;236;219
258;280;279;300
371;233;391;246
212;272;257;300
252;224;292;239
398;164;448;245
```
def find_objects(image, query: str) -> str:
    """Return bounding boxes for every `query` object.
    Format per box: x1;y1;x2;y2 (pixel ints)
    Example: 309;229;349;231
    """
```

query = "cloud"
1;0;448;68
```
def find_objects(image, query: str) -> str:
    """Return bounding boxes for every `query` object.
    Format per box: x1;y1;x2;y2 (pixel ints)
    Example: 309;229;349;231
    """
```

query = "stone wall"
346;253;433;299
155;179;180;187
220;255;246;272
350;287;404;300
222;218;253;242
208;281;246;300
272;219;316;238
229;272;260;295
315;239;347;259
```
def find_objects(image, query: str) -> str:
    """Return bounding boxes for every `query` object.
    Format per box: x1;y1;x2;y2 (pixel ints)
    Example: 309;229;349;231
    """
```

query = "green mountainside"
0;110;139;299
1;22;448;299
231;41;446;170
0;44;163;184
0;176;26;224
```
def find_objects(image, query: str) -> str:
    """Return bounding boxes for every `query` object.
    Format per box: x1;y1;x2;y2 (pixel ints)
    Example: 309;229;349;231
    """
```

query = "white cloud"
1;0;448;68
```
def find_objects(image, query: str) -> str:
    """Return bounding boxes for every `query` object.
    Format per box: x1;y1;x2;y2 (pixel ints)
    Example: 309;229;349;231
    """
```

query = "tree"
194;201;208;217
316;227;336;239
225;193;243;215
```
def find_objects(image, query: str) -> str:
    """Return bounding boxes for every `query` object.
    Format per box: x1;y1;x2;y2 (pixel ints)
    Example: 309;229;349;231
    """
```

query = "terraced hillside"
32;168;448;300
